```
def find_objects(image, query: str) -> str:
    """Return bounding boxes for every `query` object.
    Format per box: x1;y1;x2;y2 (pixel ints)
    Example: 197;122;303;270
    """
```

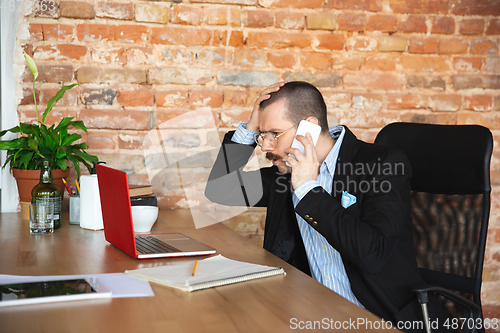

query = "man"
205;81;446;330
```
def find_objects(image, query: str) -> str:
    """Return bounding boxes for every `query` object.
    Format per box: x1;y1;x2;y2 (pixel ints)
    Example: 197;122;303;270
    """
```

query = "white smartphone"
287;120;322;166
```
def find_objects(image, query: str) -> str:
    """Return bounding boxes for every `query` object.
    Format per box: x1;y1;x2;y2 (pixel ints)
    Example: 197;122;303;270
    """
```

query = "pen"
75;179;80;195
192;260;198;276
62;178;73;195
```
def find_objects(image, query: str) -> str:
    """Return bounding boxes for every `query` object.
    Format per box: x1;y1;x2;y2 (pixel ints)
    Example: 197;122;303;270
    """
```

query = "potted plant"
0;51;98;211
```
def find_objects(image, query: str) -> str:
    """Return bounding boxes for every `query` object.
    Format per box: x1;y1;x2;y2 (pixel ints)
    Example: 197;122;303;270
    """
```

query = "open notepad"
125;255;285;292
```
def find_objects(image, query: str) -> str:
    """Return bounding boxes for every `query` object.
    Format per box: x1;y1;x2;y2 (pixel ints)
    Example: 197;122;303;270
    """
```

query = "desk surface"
0;210;396;332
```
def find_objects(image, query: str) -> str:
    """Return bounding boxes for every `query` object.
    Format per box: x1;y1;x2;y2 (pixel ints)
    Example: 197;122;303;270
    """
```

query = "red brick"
21;44;33;57
28;24;43;41
260;0;324;8
306;12;336;30
77;67;146;84
117;90;154;107
20;87;40;105
80;110;151;130
60;1;96;19
126;47;154;66
323;92;351;109
337;13;367;31
91;46;126;65
400;15;427;33
151;27;219;47
463;95;492;111
430;95;462;112
326;0;382;12
220;30;244;48
486;19;500;35
451;0;500;16
96;2;134;20
234;49;265;67
407;75;446;90
275;11;305;30
169;5;202;25
86;131;116;150
243;9;273;28
223;90;259;108
19;110;77;125
344;74;403;91
332;57;363;70
366;15;398;32
401;55;448;72
409;37;438;54
117;132;146;150
156;91;188;108
77;24;148;43
453;57;483;71
400;113;457;125
246;31;310;49
349;36;377;52
204;6;241;26
388;94;428;110
35;44;87;60
363;55;397;71
351;93;384;112
390;0;448;14
300;52;332;70
197;48;232;66
41;24;74;41
470;39;498;55
41;88;78;106
457;112;500;129
316;33;345;50
454;75;500;90
439;38;468;54
459;19;485;35
189;90;223;108
266;51;296;68
36;65;74;83
431;16;455;34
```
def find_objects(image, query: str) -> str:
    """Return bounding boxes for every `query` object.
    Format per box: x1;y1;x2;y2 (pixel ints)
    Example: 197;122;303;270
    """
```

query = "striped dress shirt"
232;123;363;307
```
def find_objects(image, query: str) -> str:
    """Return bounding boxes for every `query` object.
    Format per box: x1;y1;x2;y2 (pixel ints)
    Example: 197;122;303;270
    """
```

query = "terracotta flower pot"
13;168;70;219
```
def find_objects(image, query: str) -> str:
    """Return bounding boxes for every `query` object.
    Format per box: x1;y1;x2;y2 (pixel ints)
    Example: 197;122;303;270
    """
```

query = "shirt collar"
320;125;345;175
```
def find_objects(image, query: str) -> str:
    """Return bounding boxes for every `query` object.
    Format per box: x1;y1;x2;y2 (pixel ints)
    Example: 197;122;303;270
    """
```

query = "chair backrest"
374;122;493;315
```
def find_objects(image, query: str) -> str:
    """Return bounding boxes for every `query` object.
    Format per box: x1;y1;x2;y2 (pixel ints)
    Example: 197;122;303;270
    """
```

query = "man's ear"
304;116;319;125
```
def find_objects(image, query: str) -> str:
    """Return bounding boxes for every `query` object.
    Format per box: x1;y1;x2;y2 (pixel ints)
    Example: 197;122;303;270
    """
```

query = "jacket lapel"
263;171;291;249
332;126;358;202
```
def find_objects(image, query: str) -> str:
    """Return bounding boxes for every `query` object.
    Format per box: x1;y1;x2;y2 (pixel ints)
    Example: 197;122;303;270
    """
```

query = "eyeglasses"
254;126;295;148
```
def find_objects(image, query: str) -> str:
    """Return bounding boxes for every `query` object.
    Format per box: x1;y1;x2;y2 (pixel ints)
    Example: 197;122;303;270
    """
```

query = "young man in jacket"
205;81;448;331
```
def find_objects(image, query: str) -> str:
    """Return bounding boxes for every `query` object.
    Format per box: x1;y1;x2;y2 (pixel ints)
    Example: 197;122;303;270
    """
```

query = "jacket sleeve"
294;147;413;274
204;131;271;208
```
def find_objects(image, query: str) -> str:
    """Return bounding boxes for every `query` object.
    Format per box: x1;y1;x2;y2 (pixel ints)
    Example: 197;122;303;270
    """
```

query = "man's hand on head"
284;133;320;190
246;81;286;132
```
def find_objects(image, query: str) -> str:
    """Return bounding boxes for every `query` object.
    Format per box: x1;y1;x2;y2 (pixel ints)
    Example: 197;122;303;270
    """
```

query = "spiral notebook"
124;255;285;292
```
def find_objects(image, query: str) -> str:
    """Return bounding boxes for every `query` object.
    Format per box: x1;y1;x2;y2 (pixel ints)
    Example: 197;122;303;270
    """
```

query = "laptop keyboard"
135;235;182;254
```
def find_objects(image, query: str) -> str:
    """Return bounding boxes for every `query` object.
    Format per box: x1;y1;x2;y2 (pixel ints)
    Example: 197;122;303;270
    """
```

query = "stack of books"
129;185;157;206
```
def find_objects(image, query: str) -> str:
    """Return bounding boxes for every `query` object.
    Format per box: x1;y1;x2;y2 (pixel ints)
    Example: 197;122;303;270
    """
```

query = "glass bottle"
30;158;61;233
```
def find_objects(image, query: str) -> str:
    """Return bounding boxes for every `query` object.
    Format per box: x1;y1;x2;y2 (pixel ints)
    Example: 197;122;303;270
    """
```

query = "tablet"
0;277;112;307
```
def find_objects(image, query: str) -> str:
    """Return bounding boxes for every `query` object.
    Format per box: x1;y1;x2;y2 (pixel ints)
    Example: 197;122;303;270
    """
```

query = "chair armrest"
413;285;482;333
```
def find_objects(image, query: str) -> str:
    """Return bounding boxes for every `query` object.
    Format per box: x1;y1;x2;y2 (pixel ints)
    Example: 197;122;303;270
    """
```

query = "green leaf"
56;159;67;171
39;125;56;152
23;51;38;80
61;133;81;146
68;120;89;134
42;84;77;124
54;117;74;133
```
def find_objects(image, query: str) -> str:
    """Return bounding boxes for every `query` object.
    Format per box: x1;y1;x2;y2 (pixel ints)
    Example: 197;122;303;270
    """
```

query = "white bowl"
131;206;159;232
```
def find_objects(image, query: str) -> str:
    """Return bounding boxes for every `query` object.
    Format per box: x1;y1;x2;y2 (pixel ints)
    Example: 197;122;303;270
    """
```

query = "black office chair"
375;122;493;333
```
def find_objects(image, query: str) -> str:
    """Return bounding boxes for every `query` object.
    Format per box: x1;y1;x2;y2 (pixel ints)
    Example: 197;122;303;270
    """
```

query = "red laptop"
96;165;216;259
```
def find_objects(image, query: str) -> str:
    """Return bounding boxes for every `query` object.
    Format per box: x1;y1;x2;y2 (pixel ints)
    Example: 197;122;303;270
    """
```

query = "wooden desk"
0;210;396;332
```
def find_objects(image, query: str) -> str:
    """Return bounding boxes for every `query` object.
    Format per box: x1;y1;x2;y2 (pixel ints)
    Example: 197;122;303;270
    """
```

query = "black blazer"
206;126;444;328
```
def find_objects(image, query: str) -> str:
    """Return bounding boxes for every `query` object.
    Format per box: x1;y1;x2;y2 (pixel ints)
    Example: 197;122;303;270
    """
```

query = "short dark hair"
260;81;329;133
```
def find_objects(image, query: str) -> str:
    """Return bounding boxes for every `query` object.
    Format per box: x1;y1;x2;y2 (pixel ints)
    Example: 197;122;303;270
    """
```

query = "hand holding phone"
287;120;321;166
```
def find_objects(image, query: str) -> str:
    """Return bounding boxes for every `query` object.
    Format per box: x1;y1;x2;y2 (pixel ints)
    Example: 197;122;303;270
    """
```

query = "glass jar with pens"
62;178;80;225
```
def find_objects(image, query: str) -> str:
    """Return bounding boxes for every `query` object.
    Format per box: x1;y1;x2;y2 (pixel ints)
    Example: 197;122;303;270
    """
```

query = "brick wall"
14;0;500;323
